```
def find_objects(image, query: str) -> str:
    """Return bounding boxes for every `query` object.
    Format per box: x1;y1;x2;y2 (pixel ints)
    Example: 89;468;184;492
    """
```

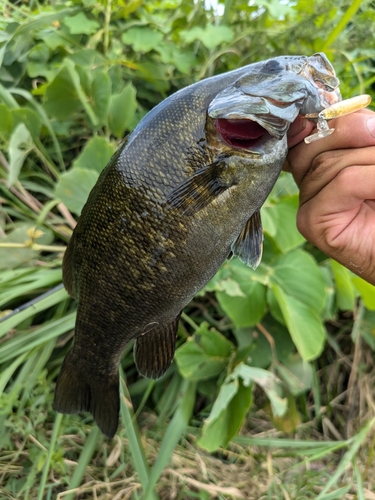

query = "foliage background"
1;0;375;498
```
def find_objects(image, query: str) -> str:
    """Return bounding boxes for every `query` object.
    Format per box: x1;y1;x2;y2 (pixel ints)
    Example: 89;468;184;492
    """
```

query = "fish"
54;53;341;438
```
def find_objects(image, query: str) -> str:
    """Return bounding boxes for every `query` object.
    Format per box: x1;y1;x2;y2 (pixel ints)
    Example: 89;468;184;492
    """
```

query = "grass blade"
63;426;102;500
119;375;157;498
316;418;375;499
143;379;196;499
37;413;63;500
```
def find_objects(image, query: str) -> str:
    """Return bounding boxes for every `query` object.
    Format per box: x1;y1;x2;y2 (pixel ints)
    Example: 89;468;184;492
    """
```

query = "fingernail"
366;117;375;137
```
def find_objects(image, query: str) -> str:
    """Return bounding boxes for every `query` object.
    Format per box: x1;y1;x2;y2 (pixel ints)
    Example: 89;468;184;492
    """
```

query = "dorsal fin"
134;313;181;379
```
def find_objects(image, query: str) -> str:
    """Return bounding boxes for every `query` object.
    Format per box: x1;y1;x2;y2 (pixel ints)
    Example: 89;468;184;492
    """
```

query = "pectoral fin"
134;313;181;379
165;161;232;215
231;210;263;270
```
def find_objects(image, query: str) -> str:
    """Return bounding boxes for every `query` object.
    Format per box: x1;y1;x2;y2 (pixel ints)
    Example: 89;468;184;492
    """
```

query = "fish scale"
54;53;341;437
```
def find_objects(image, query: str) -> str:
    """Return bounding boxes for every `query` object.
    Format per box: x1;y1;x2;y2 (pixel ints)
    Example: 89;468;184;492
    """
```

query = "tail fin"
53;351;119;438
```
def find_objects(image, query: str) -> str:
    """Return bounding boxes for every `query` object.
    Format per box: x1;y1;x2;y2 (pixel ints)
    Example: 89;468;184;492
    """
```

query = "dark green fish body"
55;53;341;437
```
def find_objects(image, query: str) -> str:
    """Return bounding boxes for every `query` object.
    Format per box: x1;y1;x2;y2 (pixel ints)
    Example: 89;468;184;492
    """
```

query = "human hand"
284;110;375;286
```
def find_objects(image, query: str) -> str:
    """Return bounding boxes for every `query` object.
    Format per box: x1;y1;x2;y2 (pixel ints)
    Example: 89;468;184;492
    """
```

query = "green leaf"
155;43;195;74
175;322;233;380
275;356;314;396
198;378;252;452
214;260;267;327
331;260;357;310
266;195;306;253
271;249;327;312
43;66;81;120
73;136;114;173
217;279;267;327
230;363;287;417
0;103;14;140
197;379;239;451
352;277;375;310
272;284;326;361
121;27;163;53
180;25;234;49
91;71;111;124
108;83;137;138
12;108;42;141
55;167;99;215
359;310;375;350
63;13;100;35
0;224;54;270
8;123;34;186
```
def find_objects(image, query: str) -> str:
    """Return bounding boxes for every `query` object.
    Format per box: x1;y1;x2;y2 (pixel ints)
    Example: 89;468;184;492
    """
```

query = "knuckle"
308;150;342;181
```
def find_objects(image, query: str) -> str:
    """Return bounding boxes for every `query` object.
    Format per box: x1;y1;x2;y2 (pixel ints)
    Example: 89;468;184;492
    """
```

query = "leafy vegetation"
1;0;375;498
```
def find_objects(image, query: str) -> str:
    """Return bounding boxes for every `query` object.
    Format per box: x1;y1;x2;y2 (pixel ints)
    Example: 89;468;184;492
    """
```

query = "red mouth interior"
215;119;266;149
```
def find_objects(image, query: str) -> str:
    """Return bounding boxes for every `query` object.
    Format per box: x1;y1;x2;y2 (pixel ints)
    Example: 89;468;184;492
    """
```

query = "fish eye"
263;59;284;72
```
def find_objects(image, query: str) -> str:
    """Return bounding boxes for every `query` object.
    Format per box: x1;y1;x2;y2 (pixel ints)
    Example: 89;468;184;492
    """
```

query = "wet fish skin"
54;53;340;438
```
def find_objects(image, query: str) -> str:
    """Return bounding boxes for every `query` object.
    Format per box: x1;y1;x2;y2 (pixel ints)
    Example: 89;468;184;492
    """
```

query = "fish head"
207;52;341;147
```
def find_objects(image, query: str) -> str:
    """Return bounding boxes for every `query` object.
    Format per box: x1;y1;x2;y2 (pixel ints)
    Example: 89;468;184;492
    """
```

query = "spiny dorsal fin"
134;313;181;379
164;161;232;216
231;210;263;270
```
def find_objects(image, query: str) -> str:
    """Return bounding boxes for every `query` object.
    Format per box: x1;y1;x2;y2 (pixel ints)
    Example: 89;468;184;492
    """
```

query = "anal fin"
134;313;181;379
231;210;263;270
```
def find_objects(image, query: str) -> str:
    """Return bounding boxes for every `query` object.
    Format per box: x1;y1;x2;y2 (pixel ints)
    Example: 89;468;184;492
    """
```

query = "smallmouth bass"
54;53;341;437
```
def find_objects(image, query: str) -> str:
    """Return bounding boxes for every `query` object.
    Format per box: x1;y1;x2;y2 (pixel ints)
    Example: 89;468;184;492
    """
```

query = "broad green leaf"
267;195;305;253
331;260;357;310
180;25;234;49
229;363;287;417
271;249;327;312
44;66;81;120
122;28;163;53
0;224;54;270
198;379;252;452
175;322;233;380
0;103;14;140
261;205;277;238
8;123;34;186
359;310;375;350
64;60;99;126
91;72;111;124
37;29;71;50
12;108;42;141
63;13;100;35
108;83;137;138
68;48;105;69
155;43;195;74
272;284;325;361
55;167;99;215
271;395;300;433
275;357;314;396
215;260;267;327
217;280;267;327
28;43;49;62
217;278;245;297
352;277;375;310
73;136;114;173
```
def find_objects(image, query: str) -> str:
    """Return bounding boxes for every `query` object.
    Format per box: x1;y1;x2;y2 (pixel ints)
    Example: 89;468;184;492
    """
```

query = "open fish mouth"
208;52;341;144
215;118;270;150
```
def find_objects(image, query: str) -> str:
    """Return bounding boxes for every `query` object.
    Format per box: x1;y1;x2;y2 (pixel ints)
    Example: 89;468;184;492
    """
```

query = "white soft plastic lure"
304;94;372;143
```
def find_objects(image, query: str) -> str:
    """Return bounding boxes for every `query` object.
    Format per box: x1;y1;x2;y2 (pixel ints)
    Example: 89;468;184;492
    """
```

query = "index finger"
285;109;375;186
